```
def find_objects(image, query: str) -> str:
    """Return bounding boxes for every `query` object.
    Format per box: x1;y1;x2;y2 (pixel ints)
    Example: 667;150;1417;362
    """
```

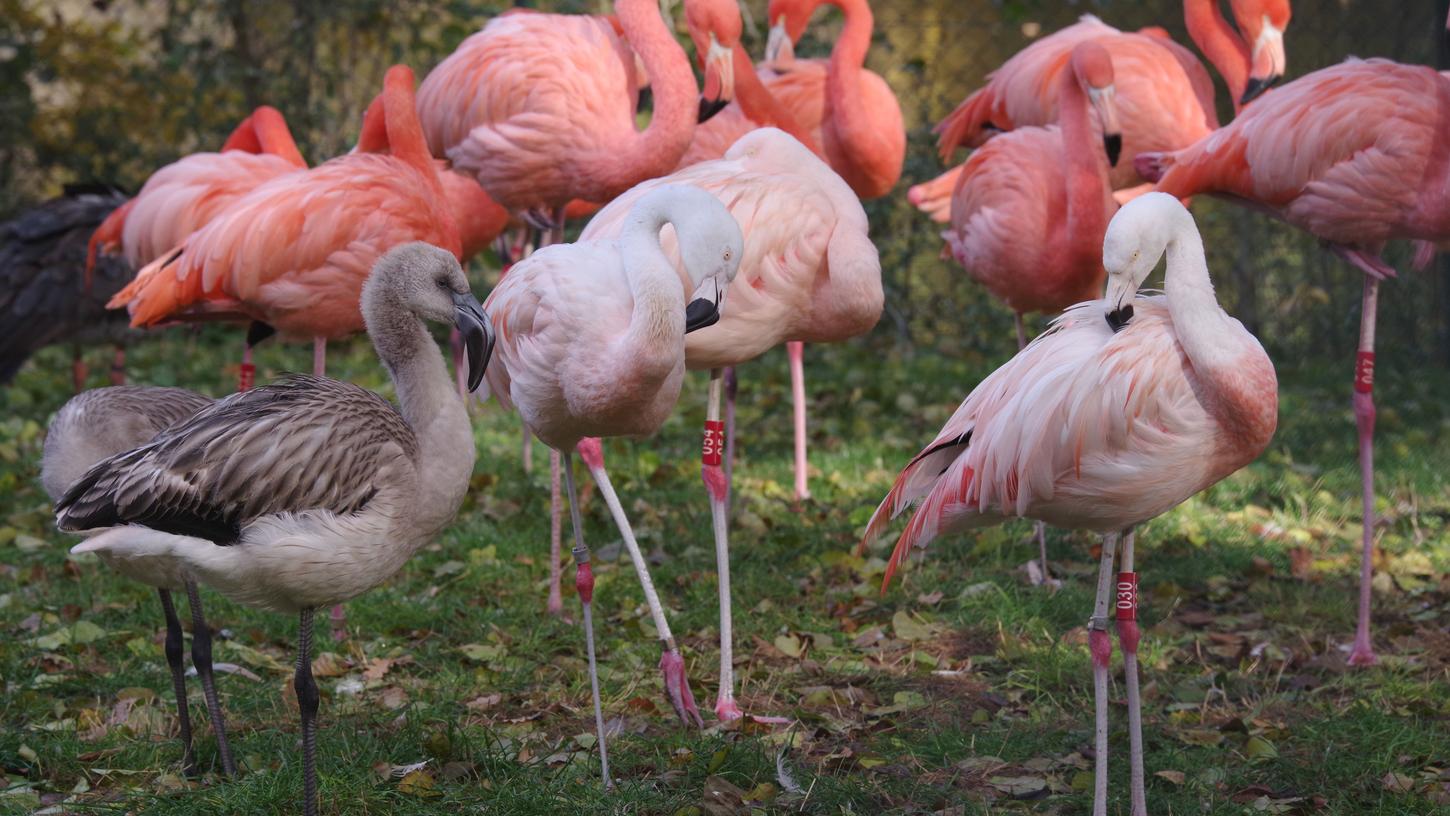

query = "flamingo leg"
110;343;126;386
787;342;810;502
71;347;87;393
1089;532;1118;816
723;366;737;510
562;448;613;788
1014;313;1056;589
185;581;236;778
1349;277;1380;666
547;449;564;615
1116;529;1146;816
576;438;702;727
157;589;197;777
294;608;320;816
522;425;534;474
701;370;743;721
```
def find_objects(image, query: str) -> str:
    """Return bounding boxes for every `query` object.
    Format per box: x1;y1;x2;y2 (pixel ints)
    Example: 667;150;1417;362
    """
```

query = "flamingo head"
636;185;743;333
367;242;495;391
684;0;741;122
764;0;819;63
1231;0;1290;105
1072;42;1122;167
1101;193;1195;330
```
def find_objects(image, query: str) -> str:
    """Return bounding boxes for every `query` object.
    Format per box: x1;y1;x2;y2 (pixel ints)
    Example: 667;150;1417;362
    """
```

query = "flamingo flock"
7;1;1448;814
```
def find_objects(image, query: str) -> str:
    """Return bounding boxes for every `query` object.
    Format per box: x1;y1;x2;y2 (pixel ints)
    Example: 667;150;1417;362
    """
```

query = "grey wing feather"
0;188;136;383
55;375;417;540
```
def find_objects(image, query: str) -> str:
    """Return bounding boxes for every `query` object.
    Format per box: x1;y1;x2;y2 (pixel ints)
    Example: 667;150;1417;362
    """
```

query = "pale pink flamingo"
414;0;715;635
865;194;1278;816
580;128;882;721
909;0;1292;219
107;66;477;642
87;105;307;387
481;184;742;774
1136;57;1450;666
934;41;1123;585
757;0;906;200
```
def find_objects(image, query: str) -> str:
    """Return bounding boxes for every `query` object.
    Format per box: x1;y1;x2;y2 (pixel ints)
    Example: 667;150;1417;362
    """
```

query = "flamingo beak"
1087;86;1123;166
765;17;794;63
1103;275;1136;332
1241;20;1285;105
452;290;494;392
698;34;734;123
684;282;723;334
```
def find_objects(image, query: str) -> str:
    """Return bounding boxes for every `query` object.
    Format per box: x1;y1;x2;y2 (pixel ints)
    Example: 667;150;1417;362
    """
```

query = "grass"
1;319;1448;815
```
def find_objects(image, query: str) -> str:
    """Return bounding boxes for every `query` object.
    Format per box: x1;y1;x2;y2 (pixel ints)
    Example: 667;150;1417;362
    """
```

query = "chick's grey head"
365;241;494;390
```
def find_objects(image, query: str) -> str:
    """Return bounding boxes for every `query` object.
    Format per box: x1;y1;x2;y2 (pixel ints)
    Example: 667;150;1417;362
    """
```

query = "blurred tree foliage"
2;0;1447;369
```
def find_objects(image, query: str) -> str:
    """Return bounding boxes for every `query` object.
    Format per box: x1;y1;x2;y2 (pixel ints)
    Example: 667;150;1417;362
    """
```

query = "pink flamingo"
935;41;1123;585
909;0;1292;219
87;106;308;388
482;184;742;773
1136;57;1450;666
581;127;882;721
756;0;906;200
866;194;1278;816
415;0;717;635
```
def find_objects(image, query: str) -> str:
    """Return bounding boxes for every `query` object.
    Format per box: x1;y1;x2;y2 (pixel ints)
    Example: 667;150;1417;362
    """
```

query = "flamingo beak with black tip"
698;33;735;123
765;16;794;63
1087;85;1123;167
452;290;495;391
684;281;724;334
1241;20;1285;105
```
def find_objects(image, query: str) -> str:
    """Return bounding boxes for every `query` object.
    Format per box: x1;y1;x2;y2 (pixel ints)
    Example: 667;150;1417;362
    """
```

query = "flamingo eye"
723;249;732;261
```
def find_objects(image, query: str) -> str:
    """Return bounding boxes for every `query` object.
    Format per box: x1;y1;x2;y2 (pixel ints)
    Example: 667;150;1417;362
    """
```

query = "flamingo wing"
55;375;414;540
867;298;1218;586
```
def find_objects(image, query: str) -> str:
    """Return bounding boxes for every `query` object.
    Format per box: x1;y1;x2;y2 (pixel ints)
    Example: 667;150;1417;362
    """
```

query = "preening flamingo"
865;194;1277;816
909;0;1293;219
415;0;714;230
480;185;742;767
61;243;494;816
43;386;230;778
1136;57;1450;666
0;187;133;390
758;0;906;200
936;41;1123;585
581;128;882;720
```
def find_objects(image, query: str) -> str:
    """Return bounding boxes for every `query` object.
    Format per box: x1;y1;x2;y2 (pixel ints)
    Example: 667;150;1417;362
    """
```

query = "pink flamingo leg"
577;439;702;726
71;350;87;394
1015;313;1056;588
787;341;810;502
1089;532;1118;816
723;367;737;508
547;449;563;615
1349;277;1380;666
702;370;742;721
1116;529;1147;816
560;448;612;788
522;426;534;474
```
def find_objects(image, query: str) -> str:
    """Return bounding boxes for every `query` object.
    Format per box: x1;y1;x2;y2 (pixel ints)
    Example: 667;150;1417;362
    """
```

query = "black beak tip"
684;296;721;334
1105;304;1134;333
1240;75;1279;106
698;96;729;124
453;293;493;392
1104;134;1122;167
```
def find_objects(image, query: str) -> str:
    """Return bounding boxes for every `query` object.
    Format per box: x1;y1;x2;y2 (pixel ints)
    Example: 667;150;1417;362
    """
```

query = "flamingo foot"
715;695;744;723
660;650;703;727
1347;636;1379;667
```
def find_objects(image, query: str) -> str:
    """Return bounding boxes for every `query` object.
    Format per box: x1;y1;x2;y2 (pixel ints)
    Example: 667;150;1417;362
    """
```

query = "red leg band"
1115;572;1138;621
1354;351;1375;394
238;362;255;392
701;420;725;466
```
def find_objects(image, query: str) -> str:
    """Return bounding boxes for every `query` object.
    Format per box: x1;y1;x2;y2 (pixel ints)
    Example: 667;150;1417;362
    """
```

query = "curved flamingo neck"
1183;0;1250;113
1057;67;1111;273
730;45;821;155
380;68;462;257
596;0;697;195
823;0;872;129
221;107;306;168
618;197;690;353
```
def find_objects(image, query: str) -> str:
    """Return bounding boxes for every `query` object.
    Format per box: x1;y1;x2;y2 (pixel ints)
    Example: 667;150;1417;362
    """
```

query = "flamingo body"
935;16;1213;191
1142;59;1450;252
583;128;882;370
